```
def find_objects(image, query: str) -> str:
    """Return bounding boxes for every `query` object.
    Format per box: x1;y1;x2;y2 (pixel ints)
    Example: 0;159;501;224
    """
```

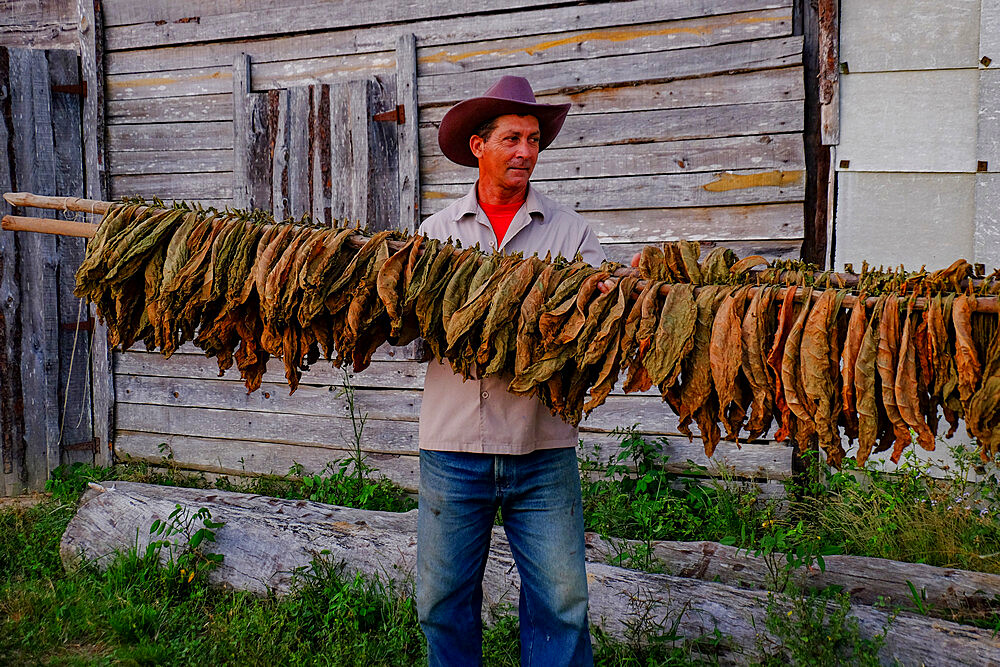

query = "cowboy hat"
437;76;571;168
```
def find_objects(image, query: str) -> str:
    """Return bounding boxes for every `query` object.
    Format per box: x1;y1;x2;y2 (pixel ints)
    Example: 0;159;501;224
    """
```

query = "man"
416;76;604;666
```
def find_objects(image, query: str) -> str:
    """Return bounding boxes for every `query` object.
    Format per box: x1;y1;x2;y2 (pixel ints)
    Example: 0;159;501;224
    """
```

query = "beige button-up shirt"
417;183;606;454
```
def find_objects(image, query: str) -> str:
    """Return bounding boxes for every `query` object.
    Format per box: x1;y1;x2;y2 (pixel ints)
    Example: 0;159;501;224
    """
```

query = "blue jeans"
417;447;593;667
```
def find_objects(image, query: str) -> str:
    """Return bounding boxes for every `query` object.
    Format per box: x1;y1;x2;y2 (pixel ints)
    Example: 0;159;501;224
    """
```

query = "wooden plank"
48;49;94;466
78;0;113;468
840;0;981;73
104;0;792;73
110;172;233;200
108;121;233;150
108;92;231;123
368;76;399;232
384;66;802;122
984;0;1000;71
0;48;21;494
397;34;419;232
104;35;802;104
835;172;975;272
584;202;804;244
270;88;290;220
979;68;1000;172
800;0;827;266
420;100;803;155
602;239;802;265
310;84;332;225
108;149;232;175
0;0;77;50
10;48;62;486
283;87;310;219
422;134;805;184
422;168;805;215
975;174;1000;270
103;0;584;50
817;0;839;146
347;80;370;224
838;70;980;173
416;8;792;78
417;36;803;106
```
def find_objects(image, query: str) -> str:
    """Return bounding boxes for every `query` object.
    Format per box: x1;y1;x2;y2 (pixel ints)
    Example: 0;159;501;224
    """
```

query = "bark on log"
585;535;1000;616
61;482;1000;666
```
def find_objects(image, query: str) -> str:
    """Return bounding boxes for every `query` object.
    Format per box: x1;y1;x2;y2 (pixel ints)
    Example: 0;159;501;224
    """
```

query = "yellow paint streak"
418;15;789;65
423;191;450;200
109;70;229;89
703;170;803;192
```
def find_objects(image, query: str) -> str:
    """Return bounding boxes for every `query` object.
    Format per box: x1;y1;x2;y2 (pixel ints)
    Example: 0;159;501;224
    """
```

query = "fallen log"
585;535;1000;616
61;482;1000;665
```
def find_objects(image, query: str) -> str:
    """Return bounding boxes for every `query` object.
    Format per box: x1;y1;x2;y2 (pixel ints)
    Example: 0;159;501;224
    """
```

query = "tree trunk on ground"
61;482;1000;666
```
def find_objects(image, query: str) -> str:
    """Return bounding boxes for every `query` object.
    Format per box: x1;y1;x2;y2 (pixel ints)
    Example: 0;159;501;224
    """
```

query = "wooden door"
0;47;97;495
232;35;419;234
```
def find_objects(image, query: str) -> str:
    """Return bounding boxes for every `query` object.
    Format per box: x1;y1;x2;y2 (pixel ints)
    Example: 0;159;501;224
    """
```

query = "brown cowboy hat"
437;76;571;168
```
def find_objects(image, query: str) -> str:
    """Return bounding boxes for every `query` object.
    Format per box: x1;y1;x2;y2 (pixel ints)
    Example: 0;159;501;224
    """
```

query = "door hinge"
61;317;94;333
52;82;87;97
373;104;405;124
62;437;99;453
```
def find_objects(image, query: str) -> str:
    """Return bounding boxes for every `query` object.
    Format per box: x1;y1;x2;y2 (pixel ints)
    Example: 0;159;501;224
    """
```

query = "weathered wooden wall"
0;0;78;50
834;0;999;272
100;0;803;488
0;47;95;494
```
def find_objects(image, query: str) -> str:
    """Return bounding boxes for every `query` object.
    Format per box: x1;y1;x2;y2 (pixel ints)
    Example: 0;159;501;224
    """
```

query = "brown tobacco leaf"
376;235;417;338
677;241;702;285
644;284;697;393
440;250;483;340
583;276;640;416
967;315;1000;459
801;289;848;463
623;280;666;394
550;270;610;348
514;263;560;376
639;245;667;281
780;286;816;447
895;298;936;452
840;294;868;443
447;254;521;351
854;295;886;467
768;285;799;443
875;295;912;463
700;247;737;284
677;285;729;441
663;243;688;282
741;286;776;440
479;257;544;372
710;285;752;440
953;294;982;407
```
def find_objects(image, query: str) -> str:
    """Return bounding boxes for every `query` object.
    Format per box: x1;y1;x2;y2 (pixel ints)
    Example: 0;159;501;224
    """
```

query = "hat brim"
437;97;571;168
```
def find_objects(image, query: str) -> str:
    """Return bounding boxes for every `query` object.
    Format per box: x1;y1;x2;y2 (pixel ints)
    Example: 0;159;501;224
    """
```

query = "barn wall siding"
100;0;804;485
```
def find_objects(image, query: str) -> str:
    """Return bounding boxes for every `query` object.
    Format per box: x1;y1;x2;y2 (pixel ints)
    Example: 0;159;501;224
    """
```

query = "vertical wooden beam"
818;0;840;146
10;48;62;486
232;53;251;210
285;86;310;220
79;0;113;468
271;88;290;221
396;33;419;233
800;0;831;268
368;76;398;232
48;49;94;466
348;79;370;226
0;47;24;495
329;81;354;225
311;83;332;225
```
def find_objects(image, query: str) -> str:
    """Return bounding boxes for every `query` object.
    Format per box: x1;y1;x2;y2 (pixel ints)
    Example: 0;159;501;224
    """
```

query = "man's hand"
597;251;641;294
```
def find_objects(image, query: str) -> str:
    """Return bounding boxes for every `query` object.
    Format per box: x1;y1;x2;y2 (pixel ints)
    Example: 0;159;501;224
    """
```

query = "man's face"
470;114;540;192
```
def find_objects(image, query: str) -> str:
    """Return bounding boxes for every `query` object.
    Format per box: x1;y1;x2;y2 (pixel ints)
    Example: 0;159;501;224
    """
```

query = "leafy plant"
148;503;226;585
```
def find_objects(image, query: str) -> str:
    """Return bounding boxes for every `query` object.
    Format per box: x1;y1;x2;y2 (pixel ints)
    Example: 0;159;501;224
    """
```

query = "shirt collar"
455;182;549;223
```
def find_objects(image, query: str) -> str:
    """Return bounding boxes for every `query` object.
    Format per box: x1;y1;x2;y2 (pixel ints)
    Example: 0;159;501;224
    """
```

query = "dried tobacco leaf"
638;245;667;281
953;294;982;407
644;283;697;392
874;295;912;463
768;285;799;443
710;285;752;440
894;297;936;452
780;286;816;447
741;286;776;440
854;295;886;467
623;280;666;394
677;285;729;440
840;295;868;442
801;289;848;463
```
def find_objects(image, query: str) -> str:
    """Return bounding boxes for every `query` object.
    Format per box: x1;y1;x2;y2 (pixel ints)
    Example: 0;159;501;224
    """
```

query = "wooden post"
79;0;113;469
396;33;419;234
9;49;62;486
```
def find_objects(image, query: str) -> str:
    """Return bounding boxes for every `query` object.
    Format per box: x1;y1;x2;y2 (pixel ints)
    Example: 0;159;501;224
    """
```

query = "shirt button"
481;391;489;399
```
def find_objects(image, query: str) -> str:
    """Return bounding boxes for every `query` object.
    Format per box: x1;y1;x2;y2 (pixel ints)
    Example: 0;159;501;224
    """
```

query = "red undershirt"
478;197;524;246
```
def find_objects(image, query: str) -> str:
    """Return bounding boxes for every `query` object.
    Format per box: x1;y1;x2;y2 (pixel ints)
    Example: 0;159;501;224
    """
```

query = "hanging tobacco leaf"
840;294;868;443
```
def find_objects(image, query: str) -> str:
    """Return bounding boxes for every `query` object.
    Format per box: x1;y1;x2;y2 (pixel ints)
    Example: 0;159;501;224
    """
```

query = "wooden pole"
5;191;1000;312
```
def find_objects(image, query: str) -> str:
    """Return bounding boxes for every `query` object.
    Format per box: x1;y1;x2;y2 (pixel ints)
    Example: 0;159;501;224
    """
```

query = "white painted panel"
974;173;1000;268
979;68;1000;168
835;172;975;271
982;0;1000;68
838;70;980;172
840;0;982;72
